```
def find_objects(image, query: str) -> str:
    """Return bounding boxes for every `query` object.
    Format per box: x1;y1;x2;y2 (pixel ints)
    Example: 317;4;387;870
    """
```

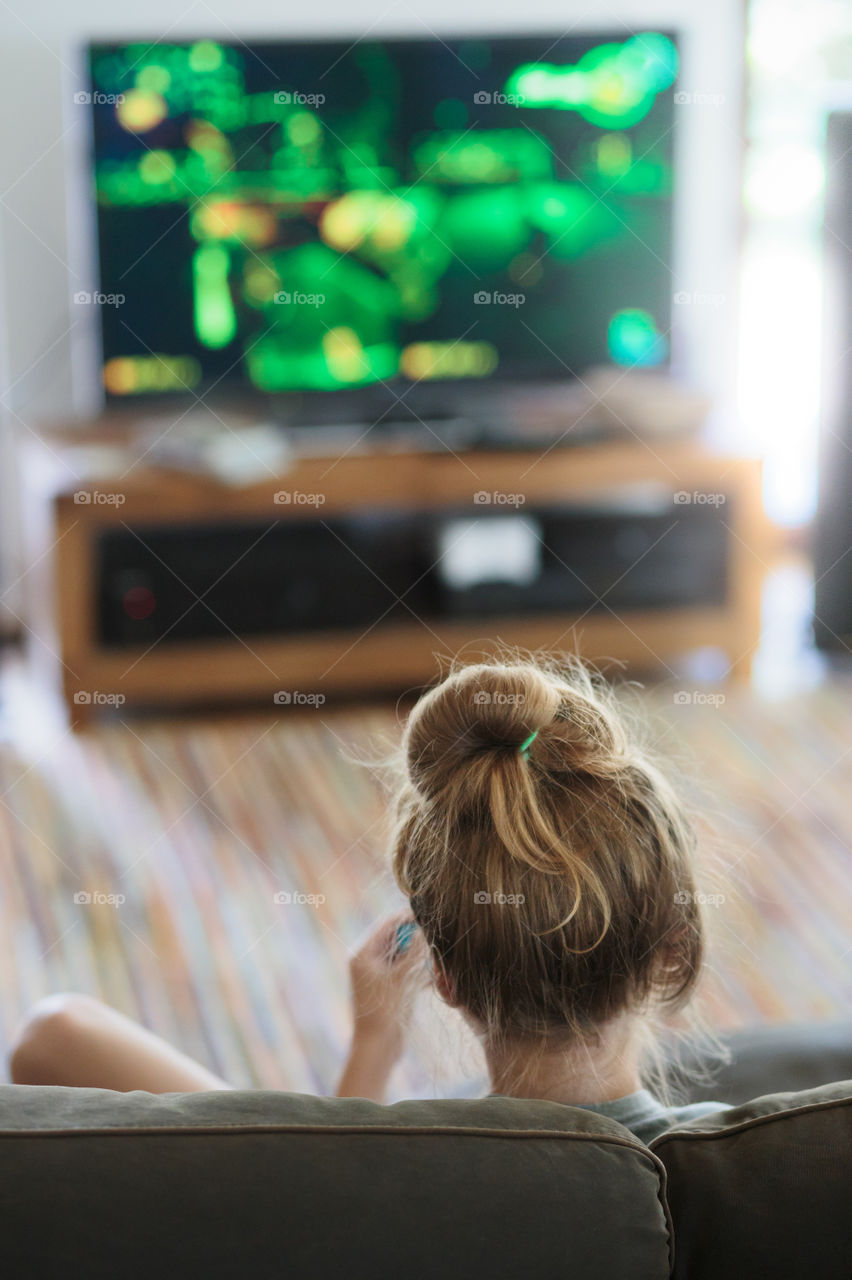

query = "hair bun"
404;663;556;801
404;660;630;804
391;652;702;1050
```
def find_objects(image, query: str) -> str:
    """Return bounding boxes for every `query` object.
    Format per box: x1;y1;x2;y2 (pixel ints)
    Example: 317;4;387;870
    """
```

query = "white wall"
0;0;745;605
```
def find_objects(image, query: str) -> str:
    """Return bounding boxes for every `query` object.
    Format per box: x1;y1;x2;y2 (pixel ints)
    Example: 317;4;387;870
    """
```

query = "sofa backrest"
651;1080;852;1279
5;1079;852;1278
0;1085;672;1280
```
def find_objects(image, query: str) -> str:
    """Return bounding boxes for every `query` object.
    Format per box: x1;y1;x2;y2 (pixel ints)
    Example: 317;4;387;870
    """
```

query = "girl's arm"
336;915;426;1102
336;1026;405;1100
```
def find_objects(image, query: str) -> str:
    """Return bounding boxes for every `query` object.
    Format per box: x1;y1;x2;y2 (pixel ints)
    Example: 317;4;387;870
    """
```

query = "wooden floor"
0;655;850;1098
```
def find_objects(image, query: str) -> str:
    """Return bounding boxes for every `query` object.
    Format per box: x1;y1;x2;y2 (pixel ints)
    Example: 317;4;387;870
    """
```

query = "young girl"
9;657;729;1143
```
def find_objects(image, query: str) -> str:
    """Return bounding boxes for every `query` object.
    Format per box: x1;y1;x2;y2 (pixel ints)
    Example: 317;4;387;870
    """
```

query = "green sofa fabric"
0;1087;673;1280
651;1080;852;1279
3;1025;852;1280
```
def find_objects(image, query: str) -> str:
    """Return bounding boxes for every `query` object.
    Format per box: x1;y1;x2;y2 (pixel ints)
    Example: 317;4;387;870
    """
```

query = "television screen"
85;32;678;402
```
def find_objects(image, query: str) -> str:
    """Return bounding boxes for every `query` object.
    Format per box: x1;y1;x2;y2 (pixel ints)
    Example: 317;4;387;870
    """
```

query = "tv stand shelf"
19;421;768;725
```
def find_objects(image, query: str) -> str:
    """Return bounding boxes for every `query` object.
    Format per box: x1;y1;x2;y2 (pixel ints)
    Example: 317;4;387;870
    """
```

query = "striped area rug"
0;675;850;1097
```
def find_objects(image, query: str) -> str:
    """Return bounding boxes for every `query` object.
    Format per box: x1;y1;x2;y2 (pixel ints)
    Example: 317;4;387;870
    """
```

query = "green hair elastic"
519;729;539;759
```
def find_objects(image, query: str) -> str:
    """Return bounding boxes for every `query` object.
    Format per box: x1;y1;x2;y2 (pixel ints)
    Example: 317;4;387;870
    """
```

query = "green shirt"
575;1089;731;1144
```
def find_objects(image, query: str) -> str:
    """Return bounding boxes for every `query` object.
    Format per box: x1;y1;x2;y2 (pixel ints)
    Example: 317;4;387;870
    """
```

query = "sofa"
0;1021;850;1279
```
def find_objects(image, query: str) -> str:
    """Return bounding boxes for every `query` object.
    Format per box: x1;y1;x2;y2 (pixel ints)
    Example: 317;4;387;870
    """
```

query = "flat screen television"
83;31;678;417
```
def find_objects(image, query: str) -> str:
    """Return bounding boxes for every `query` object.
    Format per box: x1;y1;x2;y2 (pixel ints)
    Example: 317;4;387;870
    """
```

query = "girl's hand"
336;913;429;1100
348;913;428;1043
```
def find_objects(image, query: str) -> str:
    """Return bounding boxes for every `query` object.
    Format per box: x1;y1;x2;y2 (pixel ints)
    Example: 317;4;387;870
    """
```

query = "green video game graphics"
87;33;677;397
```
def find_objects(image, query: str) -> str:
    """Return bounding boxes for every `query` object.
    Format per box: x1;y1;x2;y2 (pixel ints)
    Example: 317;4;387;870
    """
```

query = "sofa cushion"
651;1079;852;1279
0;1085;672;1280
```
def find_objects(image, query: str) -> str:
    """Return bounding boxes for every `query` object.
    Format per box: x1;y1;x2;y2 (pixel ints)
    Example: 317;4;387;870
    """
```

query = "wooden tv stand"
18;418;768;725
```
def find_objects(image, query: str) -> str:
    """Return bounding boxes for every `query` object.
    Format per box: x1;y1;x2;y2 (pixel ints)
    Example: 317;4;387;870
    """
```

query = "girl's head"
390;656;704;1062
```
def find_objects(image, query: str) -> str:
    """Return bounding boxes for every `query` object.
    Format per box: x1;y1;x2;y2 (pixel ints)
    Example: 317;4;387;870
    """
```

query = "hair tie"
519;729;539;759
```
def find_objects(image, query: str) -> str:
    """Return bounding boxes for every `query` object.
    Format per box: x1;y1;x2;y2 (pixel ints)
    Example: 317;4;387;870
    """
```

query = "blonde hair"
390;655;706;1073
